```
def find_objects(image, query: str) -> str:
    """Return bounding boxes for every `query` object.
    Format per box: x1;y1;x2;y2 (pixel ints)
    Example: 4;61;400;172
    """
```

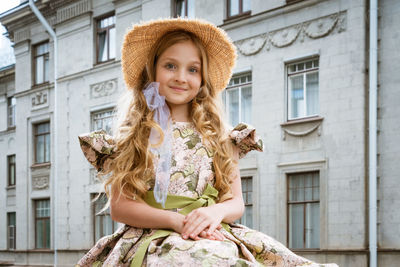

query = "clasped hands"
174;205;225;241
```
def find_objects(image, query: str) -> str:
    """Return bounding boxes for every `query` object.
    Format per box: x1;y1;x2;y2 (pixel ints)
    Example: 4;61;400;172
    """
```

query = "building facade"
0;0;398;266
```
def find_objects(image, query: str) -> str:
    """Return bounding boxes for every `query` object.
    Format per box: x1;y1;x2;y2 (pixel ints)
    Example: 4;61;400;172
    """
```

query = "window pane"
176;0;185;16
241;86;252;124
44;54;49;82
109;27;116;59
289;204;304;248
229;0;239;16
289;75;304;119
304;174;313;201
187;0;195;18
10;163;15;186
36;220;44;248
45;219;50;248
45;133;50;162
306;202;320;248
228;89;239;126
245;205;253;228
36;56;44;84
98;31;107;62
37;123;49;134
243;0;251;12
306;72;319;116
36;135;44;163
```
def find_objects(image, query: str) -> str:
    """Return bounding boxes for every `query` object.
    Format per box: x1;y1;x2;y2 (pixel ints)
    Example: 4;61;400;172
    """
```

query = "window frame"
34;122;50;164
91;108;115;134
223;72;252;126
286;57;319;121
95;13;116;64
7;154;16;187
92;193;118;243
173;0;195;18
34;199;51;249
7;212;16;250
7;96;16;129
286;171;320;249
226;0;251;20
33;41;50;86
238;176;253;228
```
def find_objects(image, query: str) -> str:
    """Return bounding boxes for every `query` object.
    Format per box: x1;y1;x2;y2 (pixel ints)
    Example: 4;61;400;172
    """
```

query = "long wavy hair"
103;31;237;202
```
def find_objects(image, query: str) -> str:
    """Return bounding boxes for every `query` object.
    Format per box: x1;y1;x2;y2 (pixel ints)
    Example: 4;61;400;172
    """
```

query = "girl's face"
155;40;202;111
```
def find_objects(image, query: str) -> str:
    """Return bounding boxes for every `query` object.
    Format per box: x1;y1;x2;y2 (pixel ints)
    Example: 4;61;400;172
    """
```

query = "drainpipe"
369;0;378;266
28;1;59;266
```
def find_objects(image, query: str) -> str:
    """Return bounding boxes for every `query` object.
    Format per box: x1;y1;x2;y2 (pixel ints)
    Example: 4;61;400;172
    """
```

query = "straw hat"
121;17;237;93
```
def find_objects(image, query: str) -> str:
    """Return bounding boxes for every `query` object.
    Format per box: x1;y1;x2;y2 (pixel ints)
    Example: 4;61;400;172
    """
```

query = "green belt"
130;184;230;267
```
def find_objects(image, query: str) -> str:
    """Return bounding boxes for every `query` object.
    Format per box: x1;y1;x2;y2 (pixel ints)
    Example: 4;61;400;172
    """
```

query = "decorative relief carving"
235;34;267;56
304;14;338;39
56;0;91;24
31;90;49;110
90;78;118;99
32;176;49;190
14;28;30;43
280;117;323;140
235;11;346;56
270;26;301;48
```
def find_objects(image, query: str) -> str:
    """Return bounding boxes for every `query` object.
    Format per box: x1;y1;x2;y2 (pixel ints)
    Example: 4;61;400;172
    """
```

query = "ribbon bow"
143;82;172;207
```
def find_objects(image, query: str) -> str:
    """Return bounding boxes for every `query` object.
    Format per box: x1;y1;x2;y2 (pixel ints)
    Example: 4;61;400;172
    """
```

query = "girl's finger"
206;222;219;236
189;220;210;239
183;216;205;238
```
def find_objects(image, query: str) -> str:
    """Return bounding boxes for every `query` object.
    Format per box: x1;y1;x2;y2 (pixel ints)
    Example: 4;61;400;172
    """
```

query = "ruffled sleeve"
229;123;263;159
78;130;116;172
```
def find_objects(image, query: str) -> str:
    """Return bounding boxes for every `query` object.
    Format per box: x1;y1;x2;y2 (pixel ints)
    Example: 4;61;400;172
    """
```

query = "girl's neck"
168;102;191;122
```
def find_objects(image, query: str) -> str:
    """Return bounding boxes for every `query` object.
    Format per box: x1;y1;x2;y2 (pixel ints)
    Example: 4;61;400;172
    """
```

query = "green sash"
130;184;230;267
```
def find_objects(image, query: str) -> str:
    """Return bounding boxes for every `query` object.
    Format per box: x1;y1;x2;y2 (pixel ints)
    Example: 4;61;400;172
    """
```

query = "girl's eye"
165;63;176;69
189;67;199;73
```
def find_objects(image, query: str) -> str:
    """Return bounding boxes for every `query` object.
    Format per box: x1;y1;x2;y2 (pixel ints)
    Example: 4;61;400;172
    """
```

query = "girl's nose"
175;69;187;83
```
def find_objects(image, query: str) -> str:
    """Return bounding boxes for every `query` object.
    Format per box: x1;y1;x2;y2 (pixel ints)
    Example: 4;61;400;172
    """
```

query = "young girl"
77;18;338;267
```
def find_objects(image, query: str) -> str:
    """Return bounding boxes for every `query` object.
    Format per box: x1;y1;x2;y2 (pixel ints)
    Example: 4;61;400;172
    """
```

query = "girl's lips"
170;86;187;92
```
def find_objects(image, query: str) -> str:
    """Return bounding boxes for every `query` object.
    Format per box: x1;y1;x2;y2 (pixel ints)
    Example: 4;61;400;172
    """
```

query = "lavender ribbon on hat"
143;82;172;208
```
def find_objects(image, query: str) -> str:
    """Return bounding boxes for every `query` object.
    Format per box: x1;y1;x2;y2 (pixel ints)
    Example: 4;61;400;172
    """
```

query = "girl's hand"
181;205;224;240
170;212;224;241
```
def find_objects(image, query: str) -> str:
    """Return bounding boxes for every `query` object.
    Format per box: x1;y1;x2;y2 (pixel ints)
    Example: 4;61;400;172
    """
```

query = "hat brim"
121;17;237;93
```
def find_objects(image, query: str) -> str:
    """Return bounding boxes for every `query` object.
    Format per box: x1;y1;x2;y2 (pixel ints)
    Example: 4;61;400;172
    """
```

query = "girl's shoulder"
78;130;116;172
229;123;263;159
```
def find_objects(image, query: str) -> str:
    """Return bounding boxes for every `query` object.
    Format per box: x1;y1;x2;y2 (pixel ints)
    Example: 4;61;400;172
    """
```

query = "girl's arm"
181;146;245;239
110;187;225;240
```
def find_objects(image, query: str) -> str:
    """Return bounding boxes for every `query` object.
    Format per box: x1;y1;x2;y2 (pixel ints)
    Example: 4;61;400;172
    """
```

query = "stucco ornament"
32;176;49;190
270;25;301;48
90;78;118;98
235;34;267;56
304;14;339;39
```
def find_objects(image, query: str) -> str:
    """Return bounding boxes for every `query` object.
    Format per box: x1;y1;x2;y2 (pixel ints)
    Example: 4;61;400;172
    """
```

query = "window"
8;155;16;186
93;194;118;242
91;108;114;134
97;15;116;63
223;72;252;126
7;212;16;250
287;58;319;120
238;176;253;228
287;172;320;249
227;0;251;18
174;0;195;18
35;199;50;249
34;122;50;164
34;42;49;85
7;96;16;128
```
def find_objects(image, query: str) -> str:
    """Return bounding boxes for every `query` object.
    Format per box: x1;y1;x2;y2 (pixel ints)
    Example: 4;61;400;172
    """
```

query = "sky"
0;0;21;68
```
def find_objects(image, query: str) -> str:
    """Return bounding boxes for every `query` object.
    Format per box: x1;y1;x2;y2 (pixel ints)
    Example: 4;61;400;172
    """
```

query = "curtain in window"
228;88;239;126
98;31;107;62
290;75;304;119
241;86;252;124
229;0;239;16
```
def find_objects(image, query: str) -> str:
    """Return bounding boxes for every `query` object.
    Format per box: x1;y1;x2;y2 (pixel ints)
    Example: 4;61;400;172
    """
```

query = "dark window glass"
7;212;16;250
92;194;118;242
7;96;16;128
34;122;50;164
34;42;49;85
97;15;116;63
175;0;195;18
8;155;16;186
288;172;320;249
35;199;50;249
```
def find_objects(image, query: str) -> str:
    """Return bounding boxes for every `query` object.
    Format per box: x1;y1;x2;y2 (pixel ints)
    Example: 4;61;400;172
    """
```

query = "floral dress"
76;122;338;267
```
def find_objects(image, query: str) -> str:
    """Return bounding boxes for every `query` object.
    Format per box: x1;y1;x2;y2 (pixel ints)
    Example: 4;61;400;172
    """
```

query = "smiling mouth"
170;87;187;92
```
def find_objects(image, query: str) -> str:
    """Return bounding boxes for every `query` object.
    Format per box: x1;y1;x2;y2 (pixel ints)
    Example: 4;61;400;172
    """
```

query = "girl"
77;18;338;267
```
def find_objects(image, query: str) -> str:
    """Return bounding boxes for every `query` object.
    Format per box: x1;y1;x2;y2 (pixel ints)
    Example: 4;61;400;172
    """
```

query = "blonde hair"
104;31;237;202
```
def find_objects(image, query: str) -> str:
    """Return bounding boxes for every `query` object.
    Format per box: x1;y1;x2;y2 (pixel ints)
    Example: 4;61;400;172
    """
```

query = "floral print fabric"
76;122;338;267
